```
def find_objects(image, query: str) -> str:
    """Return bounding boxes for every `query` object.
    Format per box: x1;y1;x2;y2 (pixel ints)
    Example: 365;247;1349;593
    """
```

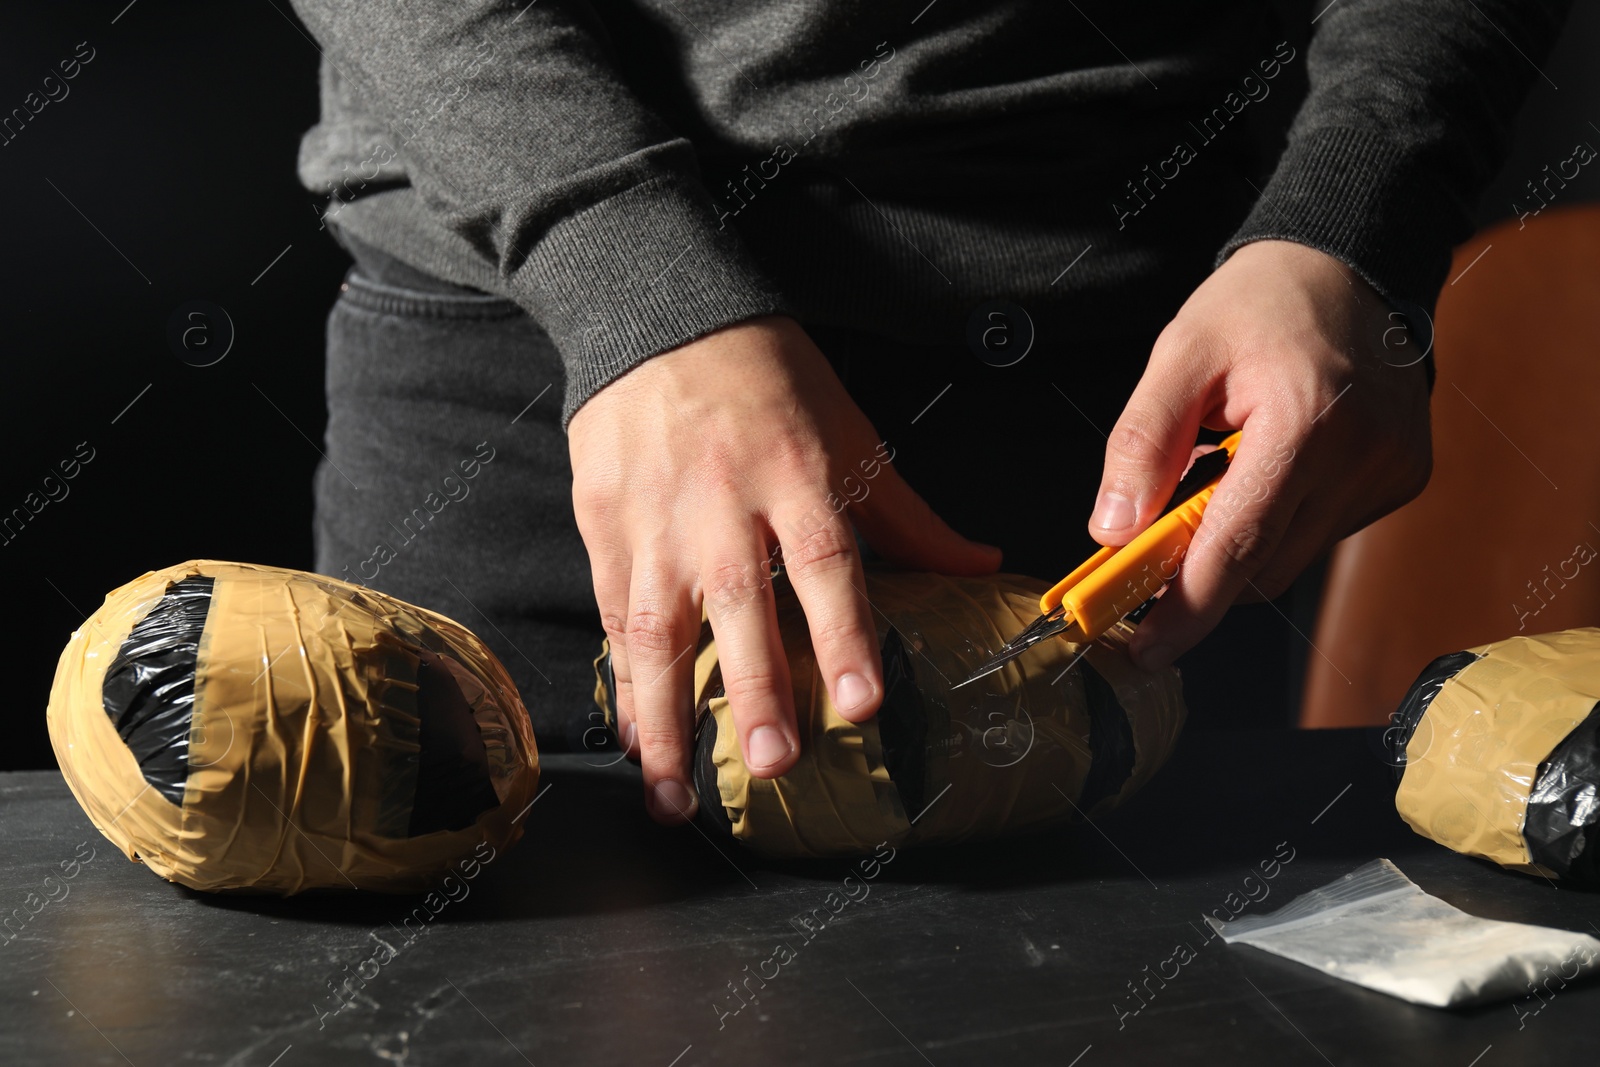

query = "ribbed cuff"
506;175;792;427
1217;125;1462;320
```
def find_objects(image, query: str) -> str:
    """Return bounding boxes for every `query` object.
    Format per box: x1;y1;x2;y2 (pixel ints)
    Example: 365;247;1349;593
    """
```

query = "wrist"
1225;239;1434;388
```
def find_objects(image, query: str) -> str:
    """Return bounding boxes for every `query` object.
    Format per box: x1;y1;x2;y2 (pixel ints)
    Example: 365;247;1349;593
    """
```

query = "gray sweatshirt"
290;1;1569;426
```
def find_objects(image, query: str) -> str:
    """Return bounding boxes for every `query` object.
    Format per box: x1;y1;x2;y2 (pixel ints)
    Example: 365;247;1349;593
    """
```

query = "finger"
1179;443;1289;605
1129;427;1305;669
852;466;1002;575
1235;461;1406;603
623;555;701;823
610;643;640;763
1229;501;1321;603
776;501;882;724
586;545;641;761
1232;451;1380;602
1090;345;1210;546
701;529;797;780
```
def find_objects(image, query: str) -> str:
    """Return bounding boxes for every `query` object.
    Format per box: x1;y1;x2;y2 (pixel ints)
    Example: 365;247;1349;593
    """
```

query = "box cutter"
953;431;1243;689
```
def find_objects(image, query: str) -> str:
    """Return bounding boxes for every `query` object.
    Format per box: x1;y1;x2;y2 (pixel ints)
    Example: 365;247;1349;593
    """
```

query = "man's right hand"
567;315;1001;824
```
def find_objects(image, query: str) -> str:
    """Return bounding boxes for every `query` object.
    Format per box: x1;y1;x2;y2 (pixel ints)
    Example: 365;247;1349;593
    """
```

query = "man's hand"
568;315;1001;823
1089;239;1432;670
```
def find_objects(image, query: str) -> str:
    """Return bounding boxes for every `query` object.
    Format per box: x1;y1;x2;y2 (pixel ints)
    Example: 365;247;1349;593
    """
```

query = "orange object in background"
1302;204;1600;728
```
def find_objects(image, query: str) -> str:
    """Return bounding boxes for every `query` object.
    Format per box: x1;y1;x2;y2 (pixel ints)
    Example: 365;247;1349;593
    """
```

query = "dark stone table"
3;728;1596;1066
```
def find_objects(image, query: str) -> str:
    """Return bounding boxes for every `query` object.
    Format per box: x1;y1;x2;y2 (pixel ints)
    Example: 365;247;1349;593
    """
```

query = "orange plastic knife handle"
1041;431;1242;640
1042;485;1216;639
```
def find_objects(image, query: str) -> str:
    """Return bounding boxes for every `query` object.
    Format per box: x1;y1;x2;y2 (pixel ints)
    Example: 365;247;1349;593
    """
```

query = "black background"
2;4;348;771
2;2;1597;771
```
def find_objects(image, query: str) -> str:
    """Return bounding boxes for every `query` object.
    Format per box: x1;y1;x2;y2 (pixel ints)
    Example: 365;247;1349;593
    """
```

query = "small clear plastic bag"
1207;858;1600;1007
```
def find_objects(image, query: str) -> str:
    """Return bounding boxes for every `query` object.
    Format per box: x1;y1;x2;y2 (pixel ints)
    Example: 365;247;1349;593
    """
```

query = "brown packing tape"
694;570;1185;857
48;567;184;882
594;623;898;854
709;609;905;855
1396;627;1600;876
48;561;539;894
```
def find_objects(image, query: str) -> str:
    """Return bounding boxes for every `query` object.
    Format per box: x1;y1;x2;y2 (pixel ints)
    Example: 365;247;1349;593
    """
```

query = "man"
291;1;1569;823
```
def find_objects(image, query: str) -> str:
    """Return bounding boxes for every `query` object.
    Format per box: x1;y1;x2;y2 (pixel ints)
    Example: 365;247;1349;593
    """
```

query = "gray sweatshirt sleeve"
1220;0;1571;317
288;0;788;427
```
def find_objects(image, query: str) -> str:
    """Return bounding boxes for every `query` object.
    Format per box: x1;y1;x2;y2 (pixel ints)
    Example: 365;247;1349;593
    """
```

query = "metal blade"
952;444;1236;691
952;604;1072;689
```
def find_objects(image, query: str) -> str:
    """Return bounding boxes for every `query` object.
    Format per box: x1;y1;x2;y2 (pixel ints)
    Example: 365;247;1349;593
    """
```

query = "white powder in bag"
1207;858;1600;1007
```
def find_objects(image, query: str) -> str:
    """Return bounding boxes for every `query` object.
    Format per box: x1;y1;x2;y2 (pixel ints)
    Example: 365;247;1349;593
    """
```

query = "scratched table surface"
3;729;1597;1067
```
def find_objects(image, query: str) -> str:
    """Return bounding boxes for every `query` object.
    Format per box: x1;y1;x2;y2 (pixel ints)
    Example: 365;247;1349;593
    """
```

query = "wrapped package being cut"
594;569;1186;857
47;561;540;894
1391;626;1600;886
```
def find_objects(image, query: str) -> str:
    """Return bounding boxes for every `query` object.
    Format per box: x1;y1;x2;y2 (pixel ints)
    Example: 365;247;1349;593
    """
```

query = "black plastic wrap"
693;716;733;838
408;650;502;836
99;576;215;805
873;627;929;817
1386;649;1482;777
1079;661;1136;810
1525;702;1600;885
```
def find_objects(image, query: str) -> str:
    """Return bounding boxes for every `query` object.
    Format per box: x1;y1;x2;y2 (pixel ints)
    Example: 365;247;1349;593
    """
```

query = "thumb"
1090;359;1207;547
853;468;1002;576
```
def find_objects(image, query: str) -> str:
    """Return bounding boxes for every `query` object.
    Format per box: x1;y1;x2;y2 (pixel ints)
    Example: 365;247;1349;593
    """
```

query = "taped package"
47;561;540;894
1391;626;1600;885
593;569;1186;857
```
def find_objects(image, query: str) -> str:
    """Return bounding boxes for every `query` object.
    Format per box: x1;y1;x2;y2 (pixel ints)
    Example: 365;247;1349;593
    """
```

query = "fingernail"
650;778;696;821
747;725;792;770
1092;492;1137;533
835;672;874;715
1136;643;1176;670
